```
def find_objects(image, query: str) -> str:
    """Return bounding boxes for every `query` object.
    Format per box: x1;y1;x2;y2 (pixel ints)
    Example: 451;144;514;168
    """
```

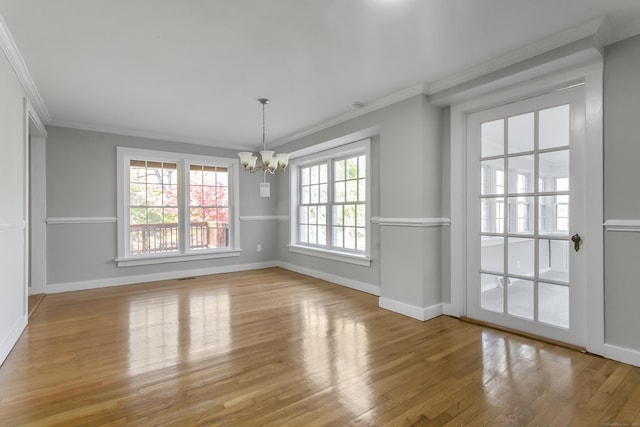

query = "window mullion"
178;160;188;254
326;159;333;251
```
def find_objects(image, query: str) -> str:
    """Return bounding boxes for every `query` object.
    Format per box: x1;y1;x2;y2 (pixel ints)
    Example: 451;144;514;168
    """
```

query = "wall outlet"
257;244;262;252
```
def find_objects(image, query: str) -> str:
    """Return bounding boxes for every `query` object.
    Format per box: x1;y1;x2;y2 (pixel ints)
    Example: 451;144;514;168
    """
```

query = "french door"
466;86;586;346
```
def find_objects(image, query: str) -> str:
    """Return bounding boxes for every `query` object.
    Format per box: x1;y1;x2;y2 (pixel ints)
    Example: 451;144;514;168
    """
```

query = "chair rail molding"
46;217;117;224
371;217;451;227
603;219;640;232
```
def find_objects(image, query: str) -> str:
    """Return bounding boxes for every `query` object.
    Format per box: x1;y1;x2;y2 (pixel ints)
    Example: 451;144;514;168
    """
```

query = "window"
117;148;240;266
290;139;371;266
555;177;569;231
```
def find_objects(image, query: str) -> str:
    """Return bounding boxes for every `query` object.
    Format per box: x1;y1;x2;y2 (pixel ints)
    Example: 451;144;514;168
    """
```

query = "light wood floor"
2;268;639;426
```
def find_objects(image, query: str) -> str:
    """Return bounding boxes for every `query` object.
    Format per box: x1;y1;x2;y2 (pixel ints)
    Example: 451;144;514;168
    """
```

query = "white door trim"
450;61;604;354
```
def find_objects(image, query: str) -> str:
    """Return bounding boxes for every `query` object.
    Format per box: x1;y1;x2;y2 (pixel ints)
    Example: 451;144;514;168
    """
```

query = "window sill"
287;245;372;267
116;249;242;267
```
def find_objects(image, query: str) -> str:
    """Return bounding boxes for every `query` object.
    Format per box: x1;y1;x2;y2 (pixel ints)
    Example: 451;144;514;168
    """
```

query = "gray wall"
0;44;27;363
45;126;278;287
275;95;445;310
603;34;640;350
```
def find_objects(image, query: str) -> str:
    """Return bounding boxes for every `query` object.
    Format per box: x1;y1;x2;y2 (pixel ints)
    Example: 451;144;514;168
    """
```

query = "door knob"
571;233;582;252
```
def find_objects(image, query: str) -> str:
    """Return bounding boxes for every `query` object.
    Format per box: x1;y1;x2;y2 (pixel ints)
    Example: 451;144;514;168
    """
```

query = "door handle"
571;233;582;252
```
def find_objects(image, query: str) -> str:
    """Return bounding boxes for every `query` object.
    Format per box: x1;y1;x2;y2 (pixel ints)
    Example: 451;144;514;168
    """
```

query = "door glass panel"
539;104;570;150
508;113;534;153
481;273;504;313
539;283;569;328
539;150;569;192
481;119;504;157
508;155;534;193
538;239;569;283
507;278;534;320
507;196;533;234
481;236;504;273
538;195;569;236
481;197;504;233
481;159;505;195
507;238;534;277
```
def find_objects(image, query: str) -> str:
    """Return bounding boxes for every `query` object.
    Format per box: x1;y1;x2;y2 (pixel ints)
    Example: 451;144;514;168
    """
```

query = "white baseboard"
378;297;444;321
592;343;640;368
0;314;27;365
44;261;278;294
276;261;380;296
442;303;459;317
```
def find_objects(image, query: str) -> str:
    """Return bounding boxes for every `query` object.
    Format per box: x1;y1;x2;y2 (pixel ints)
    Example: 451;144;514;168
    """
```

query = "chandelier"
237;98;290;175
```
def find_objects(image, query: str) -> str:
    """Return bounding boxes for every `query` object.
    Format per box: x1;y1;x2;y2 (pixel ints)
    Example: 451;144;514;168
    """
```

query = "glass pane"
480;159;505;195
334;182;346;203
310;185;319;204
346;157;358;179
299;225;308;243
301;168;310;185
163;208;178;224
333;226;344;248
308;206;317;224
164;184;178;206
480;273;504;313
130;183;146;206
318;226;327;245
507;238;534;277
190;169;203;186
508;155;534;193
301;186;310;204
333;206;344;226
481;197;505;234
538;195;569;236
481;119;504;158
356;205;366;227
309;225;317;244
507;278;534;320
147;184;163;206
310;165;319;185
203;169;216;186
344;227;356;249
356;228;365;251
539;239;569;283
318;206;326;225
507;197;534;234
508;113;534;153
130;207;146;224
539;104;570;150
346;180;358;202
358;156;366;178
335;160;345;181
358;179;366;202
481;236;504;273
344;205;356;226
320;184;328;203
539;150;569;192
319;164;328;183
190;186;202;207
539;283;569;328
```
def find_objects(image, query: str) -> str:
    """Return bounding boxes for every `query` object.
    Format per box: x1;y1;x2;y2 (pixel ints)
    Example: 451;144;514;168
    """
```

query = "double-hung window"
117;147;240;266
289;139;371;266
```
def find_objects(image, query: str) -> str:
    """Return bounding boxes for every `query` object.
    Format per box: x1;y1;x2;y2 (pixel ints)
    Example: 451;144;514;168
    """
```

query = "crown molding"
0;15;51;123
604;17;640;46
271;83;427;148
47;119;256;152
426;17;606;96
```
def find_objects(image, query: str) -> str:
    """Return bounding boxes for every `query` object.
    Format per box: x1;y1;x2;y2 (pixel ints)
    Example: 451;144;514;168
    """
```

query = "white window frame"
116;147;241;267
289;138;372;267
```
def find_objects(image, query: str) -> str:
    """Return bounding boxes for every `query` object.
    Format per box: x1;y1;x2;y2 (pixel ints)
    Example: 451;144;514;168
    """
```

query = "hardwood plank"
1;267;639;425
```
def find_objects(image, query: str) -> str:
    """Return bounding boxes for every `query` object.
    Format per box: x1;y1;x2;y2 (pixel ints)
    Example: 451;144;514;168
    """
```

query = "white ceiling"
1;0;640;150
